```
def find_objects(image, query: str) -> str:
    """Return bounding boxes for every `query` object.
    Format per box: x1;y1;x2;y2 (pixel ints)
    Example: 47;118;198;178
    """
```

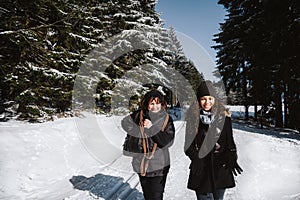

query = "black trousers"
138;174;168;200
196;189;226;200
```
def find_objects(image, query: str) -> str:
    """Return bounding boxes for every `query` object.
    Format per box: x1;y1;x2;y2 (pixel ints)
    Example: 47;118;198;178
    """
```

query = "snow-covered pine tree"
1;0;203;121
1;0;102;121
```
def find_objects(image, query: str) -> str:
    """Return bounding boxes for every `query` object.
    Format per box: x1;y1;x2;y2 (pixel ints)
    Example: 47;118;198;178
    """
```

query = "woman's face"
199;96;215;111
148;99;162;113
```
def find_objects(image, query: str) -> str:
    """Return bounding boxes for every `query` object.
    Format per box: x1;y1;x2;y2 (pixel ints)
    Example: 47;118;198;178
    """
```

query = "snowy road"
0;114;299;200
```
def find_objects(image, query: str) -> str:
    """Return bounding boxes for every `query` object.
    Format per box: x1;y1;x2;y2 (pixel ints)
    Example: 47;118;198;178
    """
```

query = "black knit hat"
196;80;217;100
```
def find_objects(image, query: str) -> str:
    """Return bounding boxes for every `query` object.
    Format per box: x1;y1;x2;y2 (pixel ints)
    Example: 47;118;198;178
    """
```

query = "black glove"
191;158;205;175
226;152;243;176
228;162;243;176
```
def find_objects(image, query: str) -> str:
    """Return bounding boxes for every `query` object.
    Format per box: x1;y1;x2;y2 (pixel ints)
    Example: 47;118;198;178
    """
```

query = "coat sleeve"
121;115;133;132
224;117;238;161
150;117;175;148
121;111;140;137
184;103;201;161
184;138;199;160
184;118;199;161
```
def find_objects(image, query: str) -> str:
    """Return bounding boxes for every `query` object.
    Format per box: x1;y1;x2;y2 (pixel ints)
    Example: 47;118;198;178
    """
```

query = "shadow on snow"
232;120;300;142
70;173;144;200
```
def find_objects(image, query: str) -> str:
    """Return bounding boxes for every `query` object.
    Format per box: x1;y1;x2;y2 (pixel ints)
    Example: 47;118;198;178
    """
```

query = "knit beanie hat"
196;80;217;100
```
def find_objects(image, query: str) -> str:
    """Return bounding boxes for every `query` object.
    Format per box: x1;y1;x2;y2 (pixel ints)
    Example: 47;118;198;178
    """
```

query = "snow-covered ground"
0;112;299;200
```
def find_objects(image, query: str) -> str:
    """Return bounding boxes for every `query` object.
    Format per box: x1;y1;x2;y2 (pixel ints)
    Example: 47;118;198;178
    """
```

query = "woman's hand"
143;119;152;129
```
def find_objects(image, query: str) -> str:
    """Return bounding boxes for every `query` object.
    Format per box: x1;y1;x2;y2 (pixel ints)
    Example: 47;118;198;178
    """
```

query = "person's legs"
139;175;167;200
195;191;214;200
213;189;226;200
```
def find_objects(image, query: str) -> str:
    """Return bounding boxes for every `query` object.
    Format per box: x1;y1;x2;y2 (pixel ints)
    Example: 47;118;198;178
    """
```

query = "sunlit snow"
0;109;299;200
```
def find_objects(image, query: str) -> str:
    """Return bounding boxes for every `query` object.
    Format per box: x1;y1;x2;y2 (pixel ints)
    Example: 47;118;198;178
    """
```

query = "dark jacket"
121;109;175;177
184;104;237;193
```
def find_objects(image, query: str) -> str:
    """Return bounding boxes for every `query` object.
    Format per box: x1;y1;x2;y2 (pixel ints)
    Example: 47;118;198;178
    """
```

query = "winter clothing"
225;153;243;176
196;189;225;200
197;81;217;100
139;174;167;200
200;109;216;125
184;102;242;195
121;108;175;199
122;109;175;176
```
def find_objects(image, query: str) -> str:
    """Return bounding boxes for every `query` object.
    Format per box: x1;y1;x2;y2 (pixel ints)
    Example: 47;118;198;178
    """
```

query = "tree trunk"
244;105;249;121
254;103;258;121
289;93;300;131
274;82;283;128
283;84;288;127
242;74;249;120
260;105;264;129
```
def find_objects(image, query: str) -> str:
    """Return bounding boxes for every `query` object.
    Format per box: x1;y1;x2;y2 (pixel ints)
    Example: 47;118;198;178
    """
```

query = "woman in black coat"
184;81;242;200
121;90;175;200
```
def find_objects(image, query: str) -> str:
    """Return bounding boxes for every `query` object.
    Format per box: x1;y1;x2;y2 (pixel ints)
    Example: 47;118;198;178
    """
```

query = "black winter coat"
121;109;175;177
185;106;237;194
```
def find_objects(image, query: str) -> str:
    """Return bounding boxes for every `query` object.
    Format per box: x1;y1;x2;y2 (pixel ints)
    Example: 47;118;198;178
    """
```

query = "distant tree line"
213;0;299;130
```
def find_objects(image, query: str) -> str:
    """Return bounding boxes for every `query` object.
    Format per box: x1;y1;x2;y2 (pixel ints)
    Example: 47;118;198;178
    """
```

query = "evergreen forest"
214;0;299;130
0;0;299;131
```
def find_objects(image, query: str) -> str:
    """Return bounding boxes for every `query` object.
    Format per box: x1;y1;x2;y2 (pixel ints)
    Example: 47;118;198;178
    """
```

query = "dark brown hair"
140;90;167;111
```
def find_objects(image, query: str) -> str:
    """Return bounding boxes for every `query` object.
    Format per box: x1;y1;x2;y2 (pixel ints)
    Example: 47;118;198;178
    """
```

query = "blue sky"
155;0;227;81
